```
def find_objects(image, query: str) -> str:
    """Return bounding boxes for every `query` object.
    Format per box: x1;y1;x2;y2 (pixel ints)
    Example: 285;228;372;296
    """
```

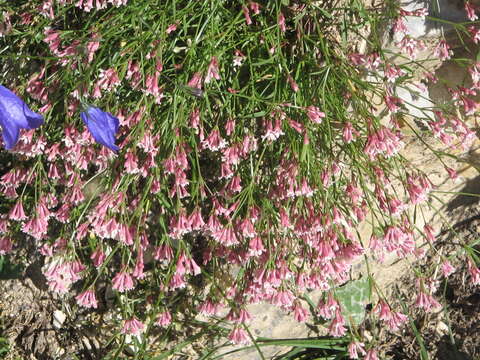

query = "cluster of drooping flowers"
1;1;480;358
37;0;128;15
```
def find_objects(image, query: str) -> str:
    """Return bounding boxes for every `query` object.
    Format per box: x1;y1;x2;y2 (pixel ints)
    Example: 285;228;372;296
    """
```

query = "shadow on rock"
446;175;480;213
25;258;48;292
435;336;472;360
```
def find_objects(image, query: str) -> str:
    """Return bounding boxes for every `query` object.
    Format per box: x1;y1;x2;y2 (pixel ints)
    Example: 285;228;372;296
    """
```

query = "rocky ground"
381;176;480;360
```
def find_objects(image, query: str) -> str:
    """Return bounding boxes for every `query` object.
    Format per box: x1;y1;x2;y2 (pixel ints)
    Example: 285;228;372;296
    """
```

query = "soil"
379;176;480;360
0;258;110;360
0;251;216;359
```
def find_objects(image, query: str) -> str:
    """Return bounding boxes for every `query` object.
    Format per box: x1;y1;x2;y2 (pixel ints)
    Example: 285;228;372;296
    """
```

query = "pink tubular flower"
187;72;203;90
43;28;61;54
186;256;201;276
86;36;100;63
385;94;403;113
445;166;458;181
94;68;120;97
248;236;265;257
442;260;455;277
132;252;145;279
154;243;174;262
262;117;284;142
469;62;480;89
348;341;366;359
124;150;139;174
198;299;222;316
349;53;367;67
392;16;408;34
382;225;413;255
386;311;408;331
423;224;436;243
190;108;201;132
468;26;480;44
293;302;309;322
306;106;325;124
271;289;295;309
397;35;426;60
374;300;391;321
364;126;404;160
242;6;252;25
76;0;106;12
213;226;238;246
225;118;236;136
189;208;205;231
250;2;260;14
385;64;406;82
202;129;226;151
116;223;134;246
205;57;220;83
434;40;452;61
0;219;8;234
169;211;191;239
48;163;60;179
22;217;48;240
90;247;106;267
288;119;304;133
318;292;338;320
465;1;478;21
286;74;299;92
226;175;242;193
343;122;355;143
406;174;432;205
415;292;441;312
365;349;379;360
126;60;142;88
169;273;186;290
112;270;135;292
328;309;346;337
76;289;98;308
226;308;252;324
121;317;144;336
468;260;480;285
461;96;478;115
144;70;164;104
278;12;286;32
43;259;84;294
0;237;12;255
9;200;27;221
228;327;250;345
156;310;172;327
37;0;55;19
166;23;177;34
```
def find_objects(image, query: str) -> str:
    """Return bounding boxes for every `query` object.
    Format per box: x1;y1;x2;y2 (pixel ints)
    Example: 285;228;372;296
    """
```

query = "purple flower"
0;85;44;150
80;106;120;152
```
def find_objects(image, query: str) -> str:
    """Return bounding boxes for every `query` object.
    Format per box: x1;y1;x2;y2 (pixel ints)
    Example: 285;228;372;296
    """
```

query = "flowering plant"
0;0;479;358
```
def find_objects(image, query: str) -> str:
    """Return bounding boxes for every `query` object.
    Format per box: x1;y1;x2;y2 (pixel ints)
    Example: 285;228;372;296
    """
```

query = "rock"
81;336;92;351
435;320;449;336
397;82;434;121
396;0;467;42
53;310;66;329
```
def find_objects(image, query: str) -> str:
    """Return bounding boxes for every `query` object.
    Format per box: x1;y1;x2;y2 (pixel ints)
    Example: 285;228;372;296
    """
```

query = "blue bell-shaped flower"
0;85;44;150
80;106;120;152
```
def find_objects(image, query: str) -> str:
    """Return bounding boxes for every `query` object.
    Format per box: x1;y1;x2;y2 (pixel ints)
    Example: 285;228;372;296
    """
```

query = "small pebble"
53;310;66;329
